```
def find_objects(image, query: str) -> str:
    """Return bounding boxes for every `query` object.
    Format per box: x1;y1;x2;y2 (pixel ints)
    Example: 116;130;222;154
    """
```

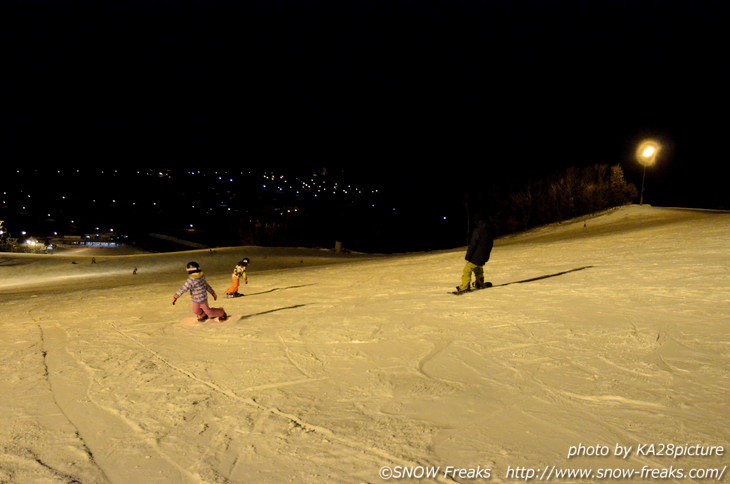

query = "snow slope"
0;205;728;483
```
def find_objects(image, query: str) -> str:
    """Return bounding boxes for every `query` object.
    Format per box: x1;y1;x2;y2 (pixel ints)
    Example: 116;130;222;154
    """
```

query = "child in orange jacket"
226;257;249;298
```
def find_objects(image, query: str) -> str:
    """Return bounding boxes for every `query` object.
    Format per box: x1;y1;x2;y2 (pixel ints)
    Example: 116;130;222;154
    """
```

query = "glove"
172;295;178;305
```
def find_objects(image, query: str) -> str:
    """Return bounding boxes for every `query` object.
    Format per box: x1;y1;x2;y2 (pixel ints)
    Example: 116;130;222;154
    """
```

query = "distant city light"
1;168;386;249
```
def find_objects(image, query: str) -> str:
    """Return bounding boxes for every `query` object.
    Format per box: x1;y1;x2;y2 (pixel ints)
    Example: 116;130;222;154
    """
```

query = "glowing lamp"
636;139;661;204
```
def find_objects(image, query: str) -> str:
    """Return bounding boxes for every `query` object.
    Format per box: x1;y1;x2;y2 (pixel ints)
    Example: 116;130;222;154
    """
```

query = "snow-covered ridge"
0;245;377;294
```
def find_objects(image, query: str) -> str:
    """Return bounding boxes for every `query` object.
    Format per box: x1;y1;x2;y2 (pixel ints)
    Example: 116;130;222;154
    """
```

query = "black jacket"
465;220;493;266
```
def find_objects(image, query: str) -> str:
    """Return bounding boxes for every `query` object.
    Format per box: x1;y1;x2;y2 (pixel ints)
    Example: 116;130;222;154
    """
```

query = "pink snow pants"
192;301;225;319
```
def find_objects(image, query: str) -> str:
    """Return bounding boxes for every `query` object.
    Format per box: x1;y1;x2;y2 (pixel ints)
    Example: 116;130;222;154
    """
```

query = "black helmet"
186;261;201;273
241;257;250;265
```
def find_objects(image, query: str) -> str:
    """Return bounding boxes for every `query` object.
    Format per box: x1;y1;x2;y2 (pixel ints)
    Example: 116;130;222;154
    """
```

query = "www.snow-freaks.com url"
505;464;727;481
377;464;727;481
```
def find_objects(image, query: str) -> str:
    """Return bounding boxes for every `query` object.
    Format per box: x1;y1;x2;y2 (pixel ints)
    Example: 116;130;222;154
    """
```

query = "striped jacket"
175;273;213;303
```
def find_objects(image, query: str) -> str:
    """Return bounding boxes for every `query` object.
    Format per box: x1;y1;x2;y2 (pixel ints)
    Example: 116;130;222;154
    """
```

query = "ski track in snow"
36;323;111;483
112;322;461;482
1;206;728;483
41;321;205;483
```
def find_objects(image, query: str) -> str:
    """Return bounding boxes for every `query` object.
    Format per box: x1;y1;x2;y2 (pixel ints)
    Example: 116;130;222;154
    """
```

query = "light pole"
636;139;660;205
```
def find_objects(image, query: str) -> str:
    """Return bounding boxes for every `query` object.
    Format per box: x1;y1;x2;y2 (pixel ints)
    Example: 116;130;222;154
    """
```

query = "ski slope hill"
0;244;377;294
0;205;728;483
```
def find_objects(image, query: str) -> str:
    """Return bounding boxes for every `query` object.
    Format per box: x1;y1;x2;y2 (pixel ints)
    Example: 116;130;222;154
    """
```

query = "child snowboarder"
172;261;228;321
226;257;250;298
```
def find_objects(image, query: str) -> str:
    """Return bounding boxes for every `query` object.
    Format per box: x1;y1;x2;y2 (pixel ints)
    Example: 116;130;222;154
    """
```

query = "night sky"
2;1;728;215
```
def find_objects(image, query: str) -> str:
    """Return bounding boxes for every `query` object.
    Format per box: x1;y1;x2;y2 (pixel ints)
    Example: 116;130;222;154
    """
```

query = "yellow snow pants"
459;261;484;291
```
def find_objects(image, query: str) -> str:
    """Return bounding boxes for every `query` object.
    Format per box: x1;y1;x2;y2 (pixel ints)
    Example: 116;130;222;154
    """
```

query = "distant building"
50;233;123;248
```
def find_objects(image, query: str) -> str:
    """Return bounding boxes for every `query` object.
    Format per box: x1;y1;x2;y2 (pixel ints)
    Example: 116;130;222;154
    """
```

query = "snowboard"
451;282;493;295
181;314;241;327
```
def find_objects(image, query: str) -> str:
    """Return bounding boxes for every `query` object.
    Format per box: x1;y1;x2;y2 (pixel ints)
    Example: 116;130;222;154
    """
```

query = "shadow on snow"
493;266;594;287
245;284;316;296
241;304;308;320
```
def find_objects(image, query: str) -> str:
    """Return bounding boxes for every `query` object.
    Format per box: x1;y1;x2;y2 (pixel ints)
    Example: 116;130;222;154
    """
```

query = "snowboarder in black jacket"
456;218;494;293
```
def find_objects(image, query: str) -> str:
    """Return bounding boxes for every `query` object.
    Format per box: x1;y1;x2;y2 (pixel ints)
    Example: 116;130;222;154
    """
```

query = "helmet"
186;261;201;273
241;258;250;265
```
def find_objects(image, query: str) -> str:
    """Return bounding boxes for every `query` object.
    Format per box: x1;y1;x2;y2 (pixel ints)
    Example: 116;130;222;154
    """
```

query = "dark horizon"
1;162;724;257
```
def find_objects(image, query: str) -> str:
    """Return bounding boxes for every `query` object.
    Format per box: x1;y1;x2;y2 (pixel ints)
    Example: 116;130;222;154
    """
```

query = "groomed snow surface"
1;205;728;483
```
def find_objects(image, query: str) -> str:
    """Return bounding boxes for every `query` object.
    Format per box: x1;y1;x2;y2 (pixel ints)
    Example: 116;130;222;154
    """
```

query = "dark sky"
2;0;728;208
